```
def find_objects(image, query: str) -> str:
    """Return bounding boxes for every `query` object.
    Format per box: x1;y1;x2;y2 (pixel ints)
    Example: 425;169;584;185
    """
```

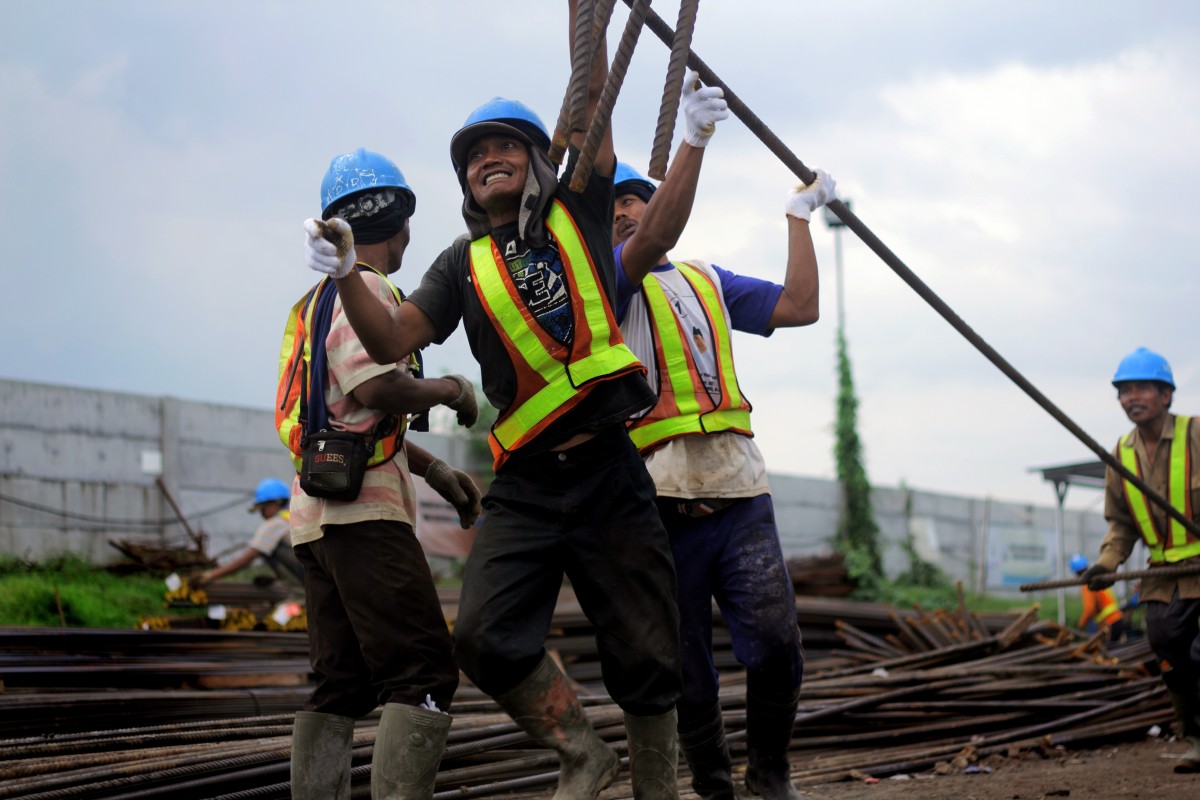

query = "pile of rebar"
0;589;1172;799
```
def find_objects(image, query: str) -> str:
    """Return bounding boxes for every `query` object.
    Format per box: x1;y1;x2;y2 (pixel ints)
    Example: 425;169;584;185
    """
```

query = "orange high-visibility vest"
469;200;645;471
1078;585;1123;629
275;267;409;472
627;262;752;453
1119;415;1200;563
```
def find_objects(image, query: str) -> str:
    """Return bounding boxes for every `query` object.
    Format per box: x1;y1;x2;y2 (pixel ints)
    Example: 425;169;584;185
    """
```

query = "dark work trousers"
293;518;459;718
660;493;803;728
1145;590;1200;738
454;424;682;716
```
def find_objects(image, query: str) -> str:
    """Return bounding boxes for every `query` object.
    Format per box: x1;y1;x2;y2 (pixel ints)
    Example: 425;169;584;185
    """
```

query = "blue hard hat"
450;97;552;174
320;148;416;220
1112;347;1175;389
1069;554;1088;574
614;161;657;199
252;477;291;508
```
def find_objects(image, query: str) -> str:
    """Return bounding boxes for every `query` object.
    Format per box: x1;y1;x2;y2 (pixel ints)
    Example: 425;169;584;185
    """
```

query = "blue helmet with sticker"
1111;347;1175;389
320;148;415;220
1069;554;1089;574
450;97;552;174
252;477;290;509
614;161;657;200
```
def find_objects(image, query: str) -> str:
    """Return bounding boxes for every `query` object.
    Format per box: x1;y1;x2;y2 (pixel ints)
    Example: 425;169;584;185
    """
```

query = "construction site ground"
792;736;1197;800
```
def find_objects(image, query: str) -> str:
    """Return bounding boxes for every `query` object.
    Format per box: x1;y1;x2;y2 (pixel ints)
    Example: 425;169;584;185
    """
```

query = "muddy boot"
625;708;680;800
495;653;619;800
371;703;452;799
744;689;803;800
678;703;734;800
291;710;354;800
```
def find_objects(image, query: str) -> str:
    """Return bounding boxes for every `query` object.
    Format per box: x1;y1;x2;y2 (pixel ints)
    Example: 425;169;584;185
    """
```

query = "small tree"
833;329;884;592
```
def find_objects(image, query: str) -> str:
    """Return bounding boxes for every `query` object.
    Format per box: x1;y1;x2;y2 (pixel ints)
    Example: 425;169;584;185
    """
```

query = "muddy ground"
787;736;1198;800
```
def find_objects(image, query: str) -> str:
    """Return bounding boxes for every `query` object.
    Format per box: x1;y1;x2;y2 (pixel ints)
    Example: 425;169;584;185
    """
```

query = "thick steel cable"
549;0;618;164
628;0;1200;538
568;0;595;132
647;0;700;179
568;0;653;192
1019;561;1200;592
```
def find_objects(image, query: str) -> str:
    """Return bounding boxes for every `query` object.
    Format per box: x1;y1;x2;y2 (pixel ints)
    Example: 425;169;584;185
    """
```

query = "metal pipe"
625;0;1200;539
1019;561;1200;592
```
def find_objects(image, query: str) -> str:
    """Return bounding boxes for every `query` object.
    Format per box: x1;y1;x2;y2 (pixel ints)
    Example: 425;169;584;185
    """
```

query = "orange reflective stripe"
276;268;408;472
628;263;752;452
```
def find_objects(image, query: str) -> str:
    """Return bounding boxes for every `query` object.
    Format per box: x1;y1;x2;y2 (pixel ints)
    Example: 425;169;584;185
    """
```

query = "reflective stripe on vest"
468;200;644;469
1096;596;1121;625
1119;415;1200;563
628;262;752;452
276;267;409;472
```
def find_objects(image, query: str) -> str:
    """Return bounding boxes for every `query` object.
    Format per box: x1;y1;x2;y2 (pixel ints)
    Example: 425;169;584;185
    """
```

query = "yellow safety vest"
469;200;644;471
276;266;410;472
627;262;752;453
1119;415;1200;563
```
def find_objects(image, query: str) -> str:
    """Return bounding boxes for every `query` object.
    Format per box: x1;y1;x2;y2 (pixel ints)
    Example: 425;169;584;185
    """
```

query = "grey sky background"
3;1;1197;509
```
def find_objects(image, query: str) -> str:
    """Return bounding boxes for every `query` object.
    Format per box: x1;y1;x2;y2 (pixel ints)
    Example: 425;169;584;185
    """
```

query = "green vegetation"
0;555;169;628
832;328;885;595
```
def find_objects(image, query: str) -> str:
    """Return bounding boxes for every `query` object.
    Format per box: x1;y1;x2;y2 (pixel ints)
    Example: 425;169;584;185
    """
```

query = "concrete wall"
0;379;1107;596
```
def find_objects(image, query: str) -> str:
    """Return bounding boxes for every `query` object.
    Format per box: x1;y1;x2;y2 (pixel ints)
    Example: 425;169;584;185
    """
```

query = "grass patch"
0;555;170;628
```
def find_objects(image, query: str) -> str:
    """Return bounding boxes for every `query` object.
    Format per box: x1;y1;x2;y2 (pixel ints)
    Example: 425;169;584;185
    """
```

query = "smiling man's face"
465;134;529;220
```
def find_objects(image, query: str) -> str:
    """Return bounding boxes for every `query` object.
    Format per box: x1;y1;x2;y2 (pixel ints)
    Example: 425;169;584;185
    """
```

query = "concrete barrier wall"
0;379;1108;596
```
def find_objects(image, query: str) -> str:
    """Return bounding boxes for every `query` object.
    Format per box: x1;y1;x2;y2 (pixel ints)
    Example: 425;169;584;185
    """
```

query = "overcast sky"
3;1;1197;510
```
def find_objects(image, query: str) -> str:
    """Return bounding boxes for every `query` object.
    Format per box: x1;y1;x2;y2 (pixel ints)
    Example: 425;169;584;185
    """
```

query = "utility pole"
822;199;852;334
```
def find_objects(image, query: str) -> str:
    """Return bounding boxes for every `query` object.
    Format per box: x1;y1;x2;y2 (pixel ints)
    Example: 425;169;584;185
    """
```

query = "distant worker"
1068;554;1125;641
194;477;303;588
1080;347;1200;773
610;74;836;799
285;148;481;800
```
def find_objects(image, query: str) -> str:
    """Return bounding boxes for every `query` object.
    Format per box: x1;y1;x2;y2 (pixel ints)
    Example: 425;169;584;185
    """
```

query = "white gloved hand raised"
303;217;356;279
681;69;729;147
784;168;837;222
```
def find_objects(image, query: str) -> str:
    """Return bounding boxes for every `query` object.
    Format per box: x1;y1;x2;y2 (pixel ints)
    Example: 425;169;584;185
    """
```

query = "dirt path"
791;736;1198;800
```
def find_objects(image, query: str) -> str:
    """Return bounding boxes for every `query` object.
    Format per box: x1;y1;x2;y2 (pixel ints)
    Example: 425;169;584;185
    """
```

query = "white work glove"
303;217;356;278
425;459;483;529
443;374;479;429
784;168;837;222
681;69;728;147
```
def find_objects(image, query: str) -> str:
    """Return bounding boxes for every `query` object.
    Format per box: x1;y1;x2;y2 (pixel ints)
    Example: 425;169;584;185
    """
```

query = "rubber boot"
624;708;680;800
371;703;452;799
494;653;619;800
291;710;354;800
678;704;735;800
744;689;803;800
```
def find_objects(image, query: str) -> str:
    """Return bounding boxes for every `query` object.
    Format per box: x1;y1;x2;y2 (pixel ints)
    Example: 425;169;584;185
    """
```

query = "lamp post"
822;199;852;334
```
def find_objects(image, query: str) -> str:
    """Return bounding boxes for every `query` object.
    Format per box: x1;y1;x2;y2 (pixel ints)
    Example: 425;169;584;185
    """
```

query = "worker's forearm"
332;271;410;363
353;372;459;417
767;217;820;328
405;440;437;478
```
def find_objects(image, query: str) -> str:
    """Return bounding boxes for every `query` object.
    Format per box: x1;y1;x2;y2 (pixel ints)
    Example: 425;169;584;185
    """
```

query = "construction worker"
610;73;835;800
303;6;682;798
194;477;304;588
1081;347;1200;774
1068;554;1126;641
288;148;482;800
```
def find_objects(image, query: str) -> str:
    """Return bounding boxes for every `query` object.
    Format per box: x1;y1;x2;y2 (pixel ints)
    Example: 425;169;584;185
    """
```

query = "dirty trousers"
660;493;804;726
454;425;682;715
1145;590;1200;738
294;519;459;718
